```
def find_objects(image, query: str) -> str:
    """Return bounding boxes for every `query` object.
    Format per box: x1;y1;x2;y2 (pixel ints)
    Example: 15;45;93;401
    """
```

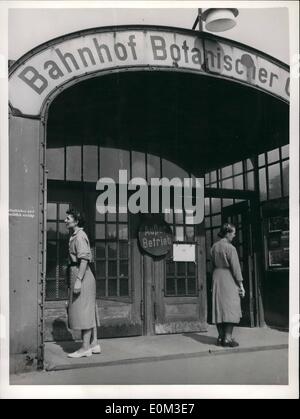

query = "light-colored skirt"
68;265;100;330
212;267;242;324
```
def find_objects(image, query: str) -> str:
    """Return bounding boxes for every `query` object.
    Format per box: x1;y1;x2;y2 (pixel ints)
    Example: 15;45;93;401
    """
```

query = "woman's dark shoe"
222;338;239;348
216;337;223;346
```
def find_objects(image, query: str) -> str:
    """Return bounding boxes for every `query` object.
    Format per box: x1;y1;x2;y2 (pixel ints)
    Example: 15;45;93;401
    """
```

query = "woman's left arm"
73;232;92;293
74;259;88;293
228;246;245;297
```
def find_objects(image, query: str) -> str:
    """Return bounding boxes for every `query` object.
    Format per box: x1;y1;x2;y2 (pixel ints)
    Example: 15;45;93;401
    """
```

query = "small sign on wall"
173;244;196;262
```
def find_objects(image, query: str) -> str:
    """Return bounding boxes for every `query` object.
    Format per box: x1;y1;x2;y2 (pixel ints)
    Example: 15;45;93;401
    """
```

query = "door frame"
205;187;265;327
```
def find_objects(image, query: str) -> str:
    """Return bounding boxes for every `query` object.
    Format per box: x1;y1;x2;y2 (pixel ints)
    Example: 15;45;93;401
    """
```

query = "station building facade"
8;25;289;371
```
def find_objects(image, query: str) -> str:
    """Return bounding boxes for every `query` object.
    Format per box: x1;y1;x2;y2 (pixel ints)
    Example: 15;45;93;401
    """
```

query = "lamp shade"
201;8;239;32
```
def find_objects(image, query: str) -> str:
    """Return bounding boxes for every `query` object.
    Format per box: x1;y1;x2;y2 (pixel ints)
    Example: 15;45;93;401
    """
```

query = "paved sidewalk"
44;325;288;371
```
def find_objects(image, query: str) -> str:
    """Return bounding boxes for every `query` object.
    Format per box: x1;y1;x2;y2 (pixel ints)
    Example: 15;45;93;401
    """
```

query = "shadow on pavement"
182;333;217;345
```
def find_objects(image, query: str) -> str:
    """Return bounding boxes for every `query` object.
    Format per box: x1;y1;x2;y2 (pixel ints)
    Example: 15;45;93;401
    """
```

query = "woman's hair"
66;207;85;227
218;222;236;238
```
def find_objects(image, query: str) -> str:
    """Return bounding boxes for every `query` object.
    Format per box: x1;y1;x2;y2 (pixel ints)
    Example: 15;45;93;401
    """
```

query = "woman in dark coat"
211;223;245;347
64;208;100;358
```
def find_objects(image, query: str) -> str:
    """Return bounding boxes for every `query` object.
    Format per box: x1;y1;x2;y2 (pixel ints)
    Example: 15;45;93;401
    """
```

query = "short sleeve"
75;231;92;261
228;245;243;283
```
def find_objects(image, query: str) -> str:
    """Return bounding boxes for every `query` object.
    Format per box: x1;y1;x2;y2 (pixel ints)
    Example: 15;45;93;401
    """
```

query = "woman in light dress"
65;208;101;358
211;223;245;347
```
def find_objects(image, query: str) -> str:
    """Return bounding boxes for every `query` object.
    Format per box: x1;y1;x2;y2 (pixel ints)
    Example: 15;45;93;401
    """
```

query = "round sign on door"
138;215;173;257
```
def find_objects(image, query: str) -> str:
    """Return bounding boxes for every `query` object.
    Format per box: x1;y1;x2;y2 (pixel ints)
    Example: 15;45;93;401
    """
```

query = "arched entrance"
9;26;289;369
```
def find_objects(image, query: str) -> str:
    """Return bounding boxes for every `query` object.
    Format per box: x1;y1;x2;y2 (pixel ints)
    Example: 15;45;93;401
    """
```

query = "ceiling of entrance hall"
47;71;289;174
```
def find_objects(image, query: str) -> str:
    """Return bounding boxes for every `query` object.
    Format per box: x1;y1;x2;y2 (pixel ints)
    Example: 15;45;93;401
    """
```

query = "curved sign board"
9;26;290;117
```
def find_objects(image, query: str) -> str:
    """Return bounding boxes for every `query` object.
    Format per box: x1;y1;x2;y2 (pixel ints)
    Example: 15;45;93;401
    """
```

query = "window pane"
120;278;129;296
204;198;210;216
96;279;105;297
107;212;117;222
108;278;117;296
119;243;128;259
205;216;211;228
120;260;128;276
83;145;98;181
187;262;196;275
175;226;184;241
177;262;186;276
222;178;233;189
108;261;117;277
206;232;212;256
211;215;221;227
185;226;194;241
258;153;265;167
47;148;64;180
119;224;128;240
177;278;186;295
47;241;57;260
47;203;57;220
59;222;68;240
268;163;282;199
246;159;254;170
96;261;106;278
246;171;255;190
205;173;210;184
187;277;196;295
212;228;219;244
210;171;217;182
164;210;173;224
281;144;289;159
100;147;130;182
166;261;175;275
95;210;105;222
259;168;267;200
166;278;176;295
211;198;221;214
47;222;57;239
59;203;70;221
96;242;105;259
108;242;117;258
233;162;243;174
267;148;280;164
147;153;161;180
66;146;81;181
46;259;57;278
107;224;117;239
175;211;184;224
221;165;232;178
233;175;244;189
118;211;128;222
95;224;105;239
282;160;289;196
132;151;146;178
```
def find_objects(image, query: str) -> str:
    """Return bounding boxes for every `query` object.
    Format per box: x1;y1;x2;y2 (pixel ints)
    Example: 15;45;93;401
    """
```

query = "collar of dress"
71;227;84;238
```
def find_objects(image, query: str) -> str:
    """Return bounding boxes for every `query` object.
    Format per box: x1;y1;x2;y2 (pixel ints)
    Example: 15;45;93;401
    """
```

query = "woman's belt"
68;260;90;267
